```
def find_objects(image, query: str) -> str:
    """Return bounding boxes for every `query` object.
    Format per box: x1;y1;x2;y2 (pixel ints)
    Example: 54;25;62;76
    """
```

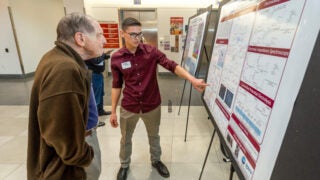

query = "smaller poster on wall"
170;17;183;35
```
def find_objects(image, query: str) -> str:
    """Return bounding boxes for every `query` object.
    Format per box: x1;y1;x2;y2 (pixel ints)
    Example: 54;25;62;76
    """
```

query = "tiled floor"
0;75;239;180
0;105;240;180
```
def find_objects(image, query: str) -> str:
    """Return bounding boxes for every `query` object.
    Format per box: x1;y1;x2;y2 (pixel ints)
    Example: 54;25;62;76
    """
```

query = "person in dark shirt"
86;50;113;126
109;17;208;180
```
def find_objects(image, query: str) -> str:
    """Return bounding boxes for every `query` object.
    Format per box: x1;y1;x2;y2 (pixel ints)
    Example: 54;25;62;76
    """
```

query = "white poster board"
203;0;320;179
182;11;209;76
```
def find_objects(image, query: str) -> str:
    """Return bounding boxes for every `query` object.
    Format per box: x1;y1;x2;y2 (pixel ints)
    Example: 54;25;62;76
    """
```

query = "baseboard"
0;72;34;79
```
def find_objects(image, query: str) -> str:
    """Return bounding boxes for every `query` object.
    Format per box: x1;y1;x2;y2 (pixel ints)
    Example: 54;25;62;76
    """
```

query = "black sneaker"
117;167;129;180
152;161;170;178
98;110;111;116
97;121;105;127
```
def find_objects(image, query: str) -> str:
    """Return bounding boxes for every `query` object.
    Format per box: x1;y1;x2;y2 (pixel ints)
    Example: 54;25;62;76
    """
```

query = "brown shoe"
152;161;170;178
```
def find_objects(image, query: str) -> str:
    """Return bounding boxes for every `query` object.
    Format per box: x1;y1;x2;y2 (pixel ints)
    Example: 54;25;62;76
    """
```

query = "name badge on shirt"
121;61;131;69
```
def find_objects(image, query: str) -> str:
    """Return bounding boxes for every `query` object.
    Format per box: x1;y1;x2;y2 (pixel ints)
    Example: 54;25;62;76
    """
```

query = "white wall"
85;5;198;73
8;0;65;74
0;0;21;75
86;7;119;22
1;0;217;76
157;8;196;72
85;6;119;73
0;0;214;75
84;0;219;72
85;0;220;8
64;0;84;14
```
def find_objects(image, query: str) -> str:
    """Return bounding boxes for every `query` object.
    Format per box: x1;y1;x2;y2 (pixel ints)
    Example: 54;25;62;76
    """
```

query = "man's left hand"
191;79;208;93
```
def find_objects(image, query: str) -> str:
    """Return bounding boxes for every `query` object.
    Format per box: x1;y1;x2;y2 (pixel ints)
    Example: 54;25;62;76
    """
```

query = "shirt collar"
118;43;147;55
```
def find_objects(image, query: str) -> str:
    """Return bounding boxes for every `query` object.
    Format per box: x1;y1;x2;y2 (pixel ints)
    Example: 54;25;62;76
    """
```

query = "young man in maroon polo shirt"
109;17;207;180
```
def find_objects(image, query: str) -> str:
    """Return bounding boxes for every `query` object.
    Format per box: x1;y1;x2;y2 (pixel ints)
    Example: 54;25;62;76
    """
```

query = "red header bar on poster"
258;0;289;10
248;45;290;58
216;39;229;44
228;126;256;168
215;99;230;120
221;5;257;22
240;81;274;108
232;113;260;152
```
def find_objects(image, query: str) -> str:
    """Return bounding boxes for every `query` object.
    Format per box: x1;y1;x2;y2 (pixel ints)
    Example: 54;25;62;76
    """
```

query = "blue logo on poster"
241;156;246;164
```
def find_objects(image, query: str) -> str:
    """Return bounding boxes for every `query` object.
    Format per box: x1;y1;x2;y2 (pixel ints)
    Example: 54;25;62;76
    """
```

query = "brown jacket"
27;41;93;179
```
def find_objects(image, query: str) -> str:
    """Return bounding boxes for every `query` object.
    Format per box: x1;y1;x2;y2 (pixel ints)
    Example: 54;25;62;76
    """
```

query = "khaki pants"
85;128;101;180
119;106;161;168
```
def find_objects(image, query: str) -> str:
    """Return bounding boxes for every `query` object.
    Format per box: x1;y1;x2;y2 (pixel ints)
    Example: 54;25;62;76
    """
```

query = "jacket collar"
55;41;92;85
55;41;87;69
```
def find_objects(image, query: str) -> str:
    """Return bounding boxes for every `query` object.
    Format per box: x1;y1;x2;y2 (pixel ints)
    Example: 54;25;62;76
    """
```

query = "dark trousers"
92;72;104;113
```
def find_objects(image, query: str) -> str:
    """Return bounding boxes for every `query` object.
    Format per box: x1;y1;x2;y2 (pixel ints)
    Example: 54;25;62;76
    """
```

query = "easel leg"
229;164;235;180
184;82;193;142
221;142;231;162
178;80;187;115
199;129;216;180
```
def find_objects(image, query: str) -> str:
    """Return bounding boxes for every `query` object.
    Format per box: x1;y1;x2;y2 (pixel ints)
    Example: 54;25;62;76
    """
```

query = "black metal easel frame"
178;45;211;142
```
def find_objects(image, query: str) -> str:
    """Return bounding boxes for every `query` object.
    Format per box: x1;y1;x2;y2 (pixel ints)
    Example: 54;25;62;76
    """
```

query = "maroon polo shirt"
111;43;178;113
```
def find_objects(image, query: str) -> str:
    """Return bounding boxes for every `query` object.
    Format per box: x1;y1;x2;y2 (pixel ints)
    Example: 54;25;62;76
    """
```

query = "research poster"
182;11;209;75
203;0;308;179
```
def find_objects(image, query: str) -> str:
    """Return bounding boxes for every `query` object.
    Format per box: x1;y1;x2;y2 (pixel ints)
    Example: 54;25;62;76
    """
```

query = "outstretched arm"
174;65;208;92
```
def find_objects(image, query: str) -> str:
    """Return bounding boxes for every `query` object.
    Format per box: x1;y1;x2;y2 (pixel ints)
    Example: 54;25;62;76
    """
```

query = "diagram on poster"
203;0;307;179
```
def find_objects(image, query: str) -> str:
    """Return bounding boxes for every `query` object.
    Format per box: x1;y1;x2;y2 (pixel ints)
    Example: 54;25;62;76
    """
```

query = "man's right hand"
109;113;119;128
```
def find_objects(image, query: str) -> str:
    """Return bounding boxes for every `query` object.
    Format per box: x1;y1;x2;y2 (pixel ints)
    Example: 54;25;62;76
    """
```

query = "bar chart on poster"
202;0;320;179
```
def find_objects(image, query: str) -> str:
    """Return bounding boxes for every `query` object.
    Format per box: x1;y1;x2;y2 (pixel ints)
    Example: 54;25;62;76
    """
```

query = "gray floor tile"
0;74;232;179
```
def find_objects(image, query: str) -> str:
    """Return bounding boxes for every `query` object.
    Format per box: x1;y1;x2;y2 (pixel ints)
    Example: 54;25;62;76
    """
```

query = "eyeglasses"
125;32;143;39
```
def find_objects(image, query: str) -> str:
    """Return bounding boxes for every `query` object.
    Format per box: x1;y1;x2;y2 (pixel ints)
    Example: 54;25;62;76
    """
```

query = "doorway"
119;9;158;48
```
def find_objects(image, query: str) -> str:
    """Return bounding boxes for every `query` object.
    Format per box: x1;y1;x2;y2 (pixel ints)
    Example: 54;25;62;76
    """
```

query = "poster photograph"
170;17;183;35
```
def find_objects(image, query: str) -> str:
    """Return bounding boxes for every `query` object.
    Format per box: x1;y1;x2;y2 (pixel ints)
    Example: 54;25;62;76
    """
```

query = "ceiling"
84;0;223;8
